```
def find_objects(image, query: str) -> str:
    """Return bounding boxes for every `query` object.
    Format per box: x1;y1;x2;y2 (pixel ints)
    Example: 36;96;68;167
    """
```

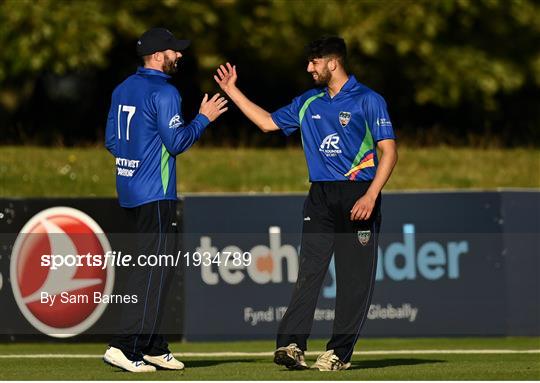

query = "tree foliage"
0;0;538;145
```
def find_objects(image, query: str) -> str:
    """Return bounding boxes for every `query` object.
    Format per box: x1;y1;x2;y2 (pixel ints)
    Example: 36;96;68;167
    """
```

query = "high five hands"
199;63;238;122
214;63;237;93
199;93;228;122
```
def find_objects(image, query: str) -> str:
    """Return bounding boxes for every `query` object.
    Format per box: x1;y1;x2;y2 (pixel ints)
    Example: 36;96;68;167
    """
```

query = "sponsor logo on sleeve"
168;114;183;129
376;117;392;127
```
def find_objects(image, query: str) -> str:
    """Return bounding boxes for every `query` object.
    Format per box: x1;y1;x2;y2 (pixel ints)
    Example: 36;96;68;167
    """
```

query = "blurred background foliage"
0;0;539;146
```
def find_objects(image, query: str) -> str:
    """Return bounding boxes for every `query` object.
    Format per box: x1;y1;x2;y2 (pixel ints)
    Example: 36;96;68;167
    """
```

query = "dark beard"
163;56;178;74
313;68;331;86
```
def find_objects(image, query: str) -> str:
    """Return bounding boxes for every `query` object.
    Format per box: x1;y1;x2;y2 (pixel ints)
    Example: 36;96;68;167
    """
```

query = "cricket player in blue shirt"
103;28;227;373
215;36;397;371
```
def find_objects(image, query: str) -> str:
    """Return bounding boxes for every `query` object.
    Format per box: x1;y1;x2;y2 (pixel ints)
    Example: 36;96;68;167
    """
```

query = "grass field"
0;146;539;197
0;337;538;380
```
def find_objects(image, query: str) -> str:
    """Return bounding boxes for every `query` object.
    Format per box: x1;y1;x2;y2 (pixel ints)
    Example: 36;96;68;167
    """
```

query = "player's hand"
199;93;228;122
214;62;237;93
350;194;376;221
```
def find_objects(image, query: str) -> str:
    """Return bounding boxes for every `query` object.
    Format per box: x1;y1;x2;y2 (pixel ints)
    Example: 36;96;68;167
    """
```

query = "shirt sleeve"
156;86;210;156
364;93;396;142
104;94;118;156
270;96;303;136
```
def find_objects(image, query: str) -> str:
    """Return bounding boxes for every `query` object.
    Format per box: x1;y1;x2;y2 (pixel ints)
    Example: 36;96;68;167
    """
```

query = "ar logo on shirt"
339;111;352;127
168;114;183;129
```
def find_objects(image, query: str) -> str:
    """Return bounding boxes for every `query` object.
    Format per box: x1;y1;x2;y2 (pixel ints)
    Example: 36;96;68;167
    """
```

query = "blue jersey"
271;75;395;182
105;67;210;208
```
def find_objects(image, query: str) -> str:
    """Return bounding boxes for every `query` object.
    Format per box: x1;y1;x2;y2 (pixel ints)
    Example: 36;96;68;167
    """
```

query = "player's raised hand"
199;93;228;122
214;62;237;93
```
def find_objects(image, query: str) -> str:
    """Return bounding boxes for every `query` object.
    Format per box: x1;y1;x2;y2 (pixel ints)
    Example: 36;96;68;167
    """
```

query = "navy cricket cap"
136;28;190;56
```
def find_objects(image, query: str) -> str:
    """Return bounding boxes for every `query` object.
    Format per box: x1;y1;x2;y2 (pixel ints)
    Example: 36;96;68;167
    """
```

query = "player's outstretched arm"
158;90;227;156
214;62;279;133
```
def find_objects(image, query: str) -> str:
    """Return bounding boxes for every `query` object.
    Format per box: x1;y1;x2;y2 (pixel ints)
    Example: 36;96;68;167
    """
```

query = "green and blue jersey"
271;75;395;182
105;67;210;208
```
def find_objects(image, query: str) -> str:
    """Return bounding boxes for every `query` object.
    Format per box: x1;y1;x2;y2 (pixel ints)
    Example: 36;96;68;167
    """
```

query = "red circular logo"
11;207;114;338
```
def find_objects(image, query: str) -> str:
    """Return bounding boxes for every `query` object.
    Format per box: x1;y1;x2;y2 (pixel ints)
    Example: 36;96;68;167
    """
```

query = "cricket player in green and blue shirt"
104;27;228;373
215;36;398;371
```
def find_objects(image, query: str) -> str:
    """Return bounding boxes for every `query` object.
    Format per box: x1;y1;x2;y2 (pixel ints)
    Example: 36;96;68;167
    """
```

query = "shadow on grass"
351;358;445;370
101;359;262;374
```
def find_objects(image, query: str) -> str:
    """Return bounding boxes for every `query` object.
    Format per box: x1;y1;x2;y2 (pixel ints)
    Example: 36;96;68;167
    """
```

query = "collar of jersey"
136;66;171;79
324;74;357;98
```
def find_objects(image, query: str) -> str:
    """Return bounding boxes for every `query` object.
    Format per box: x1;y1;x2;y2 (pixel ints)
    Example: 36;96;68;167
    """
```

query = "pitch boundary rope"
0;349;539;358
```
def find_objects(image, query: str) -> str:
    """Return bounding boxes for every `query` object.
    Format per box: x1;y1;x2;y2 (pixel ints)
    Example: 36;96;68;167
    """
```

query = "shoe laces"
284;343;305;363
287;343;302;354
288;343;299;350
318;350;341;366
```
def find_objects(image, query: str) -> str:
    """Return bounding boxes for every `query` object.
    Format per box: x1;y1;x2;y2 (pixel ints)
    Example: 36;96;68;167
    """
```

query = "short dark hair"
305;36;347;63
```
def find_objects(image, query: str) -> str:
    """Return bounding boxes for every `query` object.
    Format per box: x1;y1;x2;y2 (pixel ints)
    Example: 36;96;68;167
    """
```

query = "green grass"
0;338;538;380
0;146;539;197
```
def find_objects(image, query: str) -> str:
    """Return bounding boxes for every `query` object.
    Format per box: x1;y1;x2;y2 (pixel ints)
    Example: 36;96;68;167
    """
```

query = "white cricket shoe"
103;346;156;372
311;350;351;371
273;343;309;370
143;353;185;370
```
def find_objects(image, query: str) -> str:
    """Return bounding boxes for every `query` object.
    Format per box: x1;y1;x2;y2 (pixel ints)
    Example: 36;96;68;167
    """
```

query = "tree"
0;0;538;145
